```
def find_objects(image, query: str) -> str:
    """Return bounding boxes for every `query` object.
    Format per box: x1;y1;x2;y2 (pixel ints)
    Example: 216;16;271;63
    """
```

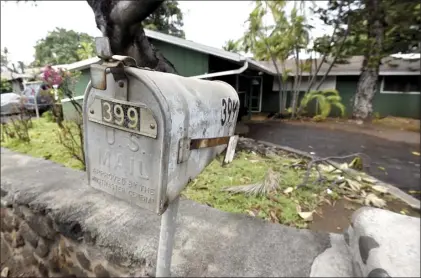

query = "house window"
381;76;420;94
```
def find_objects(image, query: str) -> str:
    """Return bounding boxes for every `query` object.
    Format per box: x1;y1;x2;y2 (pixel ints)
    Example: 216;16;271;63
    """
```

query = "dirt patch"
309;198;420;234
309;199;354;234
372;116;420;132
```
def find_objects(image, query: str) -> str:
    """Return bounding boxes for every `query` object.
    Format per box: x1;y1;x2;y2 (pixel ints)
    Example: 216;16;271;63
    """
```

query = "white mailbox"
83;54;239;215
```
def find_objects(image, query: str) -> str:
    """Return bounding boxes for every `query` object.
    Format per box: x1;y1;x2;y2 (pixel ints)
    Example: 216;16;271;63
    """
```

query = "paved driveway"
246;122;421;199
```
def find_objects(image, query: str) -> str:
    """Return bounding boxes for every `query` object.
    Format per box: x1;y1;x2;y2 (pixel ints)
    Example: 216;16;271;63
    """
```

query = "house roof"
1;71;33;81
254;55;421;76
64;29;419;77
1;67;44;81
64;29;274;74
64;56;101;71
145;29;244;63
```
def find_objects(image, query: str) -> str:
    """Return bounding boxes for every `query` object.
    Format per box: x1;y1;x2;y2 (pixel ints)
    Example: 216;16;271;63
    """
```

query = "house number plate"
87;95;158;138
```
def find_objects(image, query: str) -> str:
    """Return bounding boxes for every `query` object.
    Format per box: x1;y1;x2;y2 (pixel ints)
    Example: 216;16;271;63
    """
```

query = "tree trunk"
352;69;379;120
86;0;177;73
262;42;284;114
352;0;384;121
290;48;300;119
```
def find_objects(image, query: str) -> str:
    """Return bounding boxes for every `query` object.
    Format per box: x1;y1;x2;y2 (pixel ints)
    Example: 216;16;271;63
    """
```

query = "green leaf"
332;103;346;117
326;95;342;102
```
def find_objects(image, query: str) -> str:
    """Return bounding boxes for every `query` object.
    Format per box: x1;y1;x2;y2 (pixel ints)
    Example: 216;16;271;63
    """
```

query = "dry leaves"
298;212;314;221
222;168;280;196
283;187;294;194
346;179;362;192
246;205;262;217
362;176;377;184
296;204;314;221
371;185;388;194
269;210;280;223
364;193;386;208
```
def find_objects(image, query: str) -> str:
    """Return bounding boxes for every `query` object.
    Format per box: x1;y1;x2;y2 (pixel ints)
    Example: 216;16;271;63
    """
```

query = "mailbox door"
83;70;171;214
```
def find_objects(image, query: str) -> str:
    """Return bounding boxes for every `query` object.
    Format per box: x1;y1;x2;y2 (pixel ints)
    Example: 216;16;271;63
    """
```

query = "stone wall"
1;147;353;277
1;204;151;277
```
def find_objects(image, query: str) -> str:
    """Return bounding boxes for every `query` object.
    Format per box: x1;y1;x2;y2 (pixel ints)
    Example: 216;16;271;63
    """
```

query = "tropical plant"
222;39;241;52
239;0;313;117
298;89;346;119
76;41;95;60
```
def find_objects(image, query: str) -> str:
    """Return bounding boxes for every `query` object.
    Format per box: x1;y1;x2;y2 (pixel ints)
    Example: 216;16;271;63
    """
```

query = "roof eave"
145;29;244;63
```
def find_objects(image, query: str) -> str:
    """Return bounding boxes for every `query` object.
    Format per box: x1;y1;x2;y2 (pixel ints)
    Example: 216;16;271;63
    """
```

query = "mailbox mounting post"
156;196;180;277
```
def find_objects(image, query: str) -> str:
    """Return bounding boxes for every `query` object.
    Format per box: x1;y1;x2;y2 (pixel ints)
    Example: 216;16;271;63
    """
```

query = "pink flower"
42;65;64;86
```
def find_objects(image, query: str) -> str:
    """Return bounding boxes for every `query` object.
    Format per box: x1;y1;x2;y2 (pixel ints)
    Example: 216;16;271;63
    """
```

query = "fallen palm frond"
222;168;280;196
222;149;388;209
297;153;371;189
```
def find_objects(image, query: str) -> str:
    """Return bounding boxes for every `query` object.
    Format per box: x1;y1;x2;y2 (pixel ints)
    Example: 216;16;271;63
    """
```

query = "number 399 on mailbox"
83;42;239;216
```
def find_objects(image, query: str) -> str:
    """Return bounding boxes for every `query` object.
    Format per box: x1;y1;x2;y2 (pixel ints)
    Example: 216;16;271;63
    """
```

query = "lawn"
1;116;419;231
1;117;84;170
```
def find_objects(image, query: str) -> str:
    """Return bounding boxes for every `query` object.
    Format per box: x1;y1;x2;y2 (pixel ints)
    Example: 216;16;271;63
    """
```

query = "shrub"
42;110;55;122
299;89;346;118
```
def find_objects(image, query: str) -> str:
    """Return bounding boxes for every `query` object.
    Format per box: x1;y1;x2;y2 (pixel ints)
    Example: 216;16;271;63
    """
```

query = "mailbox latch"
91;37;139;102
177;136;232;164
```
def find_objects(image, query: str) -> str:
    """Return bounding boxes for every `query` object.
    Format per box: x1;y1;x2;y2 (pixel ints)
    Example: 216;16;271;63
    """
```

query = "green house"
258;56;421;119
61;29;277;120
62;30;421;120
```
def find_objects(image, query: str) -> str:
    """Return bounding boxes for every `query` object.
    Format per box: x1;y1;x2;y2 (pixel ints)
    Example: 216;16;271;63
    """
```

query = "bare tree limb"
305;1;345;94
315;1;352;90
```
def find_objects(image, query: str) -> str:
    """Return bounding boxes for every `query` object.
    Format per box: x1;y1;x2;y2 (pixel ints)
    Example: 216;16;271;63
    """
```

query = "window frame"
380;76;420;95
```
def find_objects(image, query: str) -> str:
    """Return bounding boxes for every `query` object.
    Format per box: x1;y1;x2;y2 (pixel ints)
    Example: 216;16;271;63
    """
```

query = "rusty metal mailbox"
83;53;239;216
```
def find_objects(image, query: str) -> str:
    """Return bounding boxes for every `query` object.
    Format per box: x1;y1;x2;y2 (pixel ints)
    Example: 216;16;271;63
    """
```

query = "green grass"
183;152;331;228
1;117;84;170
0;117;335;228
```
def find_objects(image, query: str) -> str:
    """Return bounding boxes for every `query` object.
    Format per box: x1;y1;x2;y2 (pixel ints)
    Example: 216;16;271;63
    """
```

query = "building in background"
62;30;421;120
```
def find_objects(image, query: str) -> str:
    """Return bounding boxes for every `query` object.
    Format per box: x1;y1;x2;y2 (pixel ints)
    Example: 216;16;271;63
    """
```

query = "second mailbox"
83;56;240;215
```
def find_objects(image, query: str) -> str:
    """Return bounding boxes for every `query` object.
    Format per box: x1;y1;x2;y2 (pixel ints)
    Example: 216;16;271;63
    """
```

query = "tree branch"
305;0;345;94
297;152;371;189
86;0;177;73
315;1;352;90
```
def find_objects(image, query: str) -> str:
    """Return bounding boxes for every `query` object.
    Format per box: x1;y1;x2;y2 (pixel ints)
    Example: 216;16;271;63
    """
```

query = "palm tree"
222;39;240;52
77;41;95;60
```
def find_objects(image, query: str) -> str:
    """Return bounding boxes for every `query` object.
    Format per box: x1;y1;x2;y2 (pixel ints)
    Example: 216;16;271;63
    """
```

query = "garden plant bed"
1;117;419;234
183;138;420;232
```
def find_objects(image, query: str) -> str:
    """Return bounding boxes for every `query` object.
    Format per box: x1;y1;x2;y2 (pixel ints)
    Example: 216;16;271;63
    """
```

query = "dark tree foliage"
314;0;421;58
314;0;420;120
32;28;95;66
143;0;185;38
